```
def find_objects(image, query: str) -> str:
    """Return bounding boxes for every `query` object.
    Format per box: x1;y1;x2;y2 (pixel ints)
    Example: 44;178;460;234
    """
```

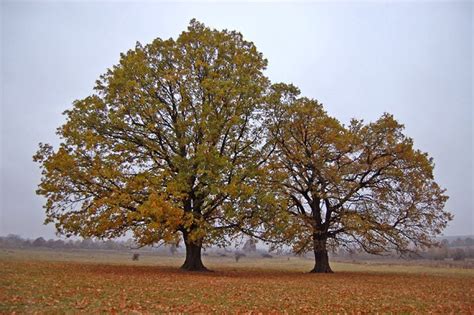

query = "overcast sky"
1;1;472;239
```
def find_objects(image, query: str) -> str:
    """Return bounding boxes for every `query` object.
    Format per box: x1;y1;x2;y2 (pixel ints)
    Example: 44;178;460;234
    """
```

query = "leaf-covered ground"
1;249;473;313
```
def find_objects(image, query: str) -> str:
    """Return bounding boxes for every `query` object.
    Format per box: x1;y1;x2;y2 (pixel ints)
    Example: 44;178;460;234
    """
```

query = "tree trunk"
180;233;209;272
310;234;333;273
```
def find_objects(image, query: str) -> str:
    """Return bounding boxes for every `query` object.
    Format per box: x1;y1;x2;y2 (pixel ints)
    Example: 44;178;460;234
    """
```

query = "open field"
1;249;473;313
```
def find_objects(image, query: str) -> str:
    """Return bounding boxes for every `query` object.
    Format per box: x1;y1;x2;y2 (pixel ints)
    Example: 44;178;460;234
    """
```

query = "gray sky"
1;1;472;239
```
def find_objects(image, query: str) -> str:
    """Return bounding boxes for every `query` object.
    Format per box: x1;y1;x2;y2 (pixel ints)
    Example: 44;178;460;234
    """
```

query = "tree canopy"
34;19;275;271
34;20;451;273
265;85;452;272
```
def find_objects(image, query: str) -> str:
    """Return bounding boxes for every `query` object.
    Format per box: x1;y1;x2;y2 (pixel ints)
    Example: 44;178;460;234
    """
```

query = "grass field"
1;249;473;313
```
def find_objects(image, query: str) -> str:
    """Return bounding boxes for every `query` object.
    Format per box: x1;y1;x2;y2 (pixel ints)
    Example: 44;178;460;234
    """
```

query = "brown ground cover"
1;249;473;313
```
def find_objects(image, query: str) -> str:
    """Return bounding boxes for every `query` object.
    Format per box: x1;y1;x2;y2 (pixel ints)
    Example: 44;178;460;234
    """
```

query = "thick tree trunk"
180;233;209;272
310;234;333;273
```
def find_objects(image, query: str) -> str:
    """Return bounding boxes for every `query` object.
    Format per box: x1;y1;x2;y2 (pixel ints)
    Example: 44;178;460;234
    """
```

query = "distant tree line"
0;234;260;255
445;237;474;247
0;234;139;251
334;237;474;261
420;238;474;261
3;234;473;262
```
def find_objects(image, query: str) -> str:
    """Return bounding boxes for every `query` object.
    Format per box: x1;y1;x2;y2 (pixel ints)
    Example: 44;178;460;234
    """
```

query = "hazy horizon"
1;1;472;239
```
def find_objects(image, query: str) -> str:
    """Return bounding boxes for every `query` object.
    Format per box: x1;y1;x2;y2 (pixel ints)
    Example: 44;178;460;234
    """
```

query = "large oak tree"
34;20;273;271
266;85;452;273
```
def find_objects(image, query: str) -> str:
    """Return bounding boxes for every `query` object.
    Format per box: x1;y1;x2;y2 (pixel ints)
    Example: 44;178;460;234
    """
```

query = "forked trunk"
180;233;209;272
310;234;333;273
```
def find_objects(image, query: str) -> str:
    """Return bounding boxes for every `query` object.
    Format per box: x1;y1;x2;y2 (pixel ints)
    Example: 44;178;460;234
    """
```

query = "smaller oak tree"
266;85;452;273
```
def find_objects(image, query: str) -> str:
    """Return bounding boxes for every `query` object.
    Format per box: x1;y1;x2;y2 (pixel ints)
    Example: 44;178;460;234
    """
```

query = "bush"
235;252;246;262
452;248;466;261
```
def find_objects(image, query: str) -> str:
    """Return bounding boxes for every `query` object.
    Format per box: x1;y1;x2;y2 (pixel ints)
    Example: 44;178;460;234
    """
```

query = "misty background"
1;1;472;239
